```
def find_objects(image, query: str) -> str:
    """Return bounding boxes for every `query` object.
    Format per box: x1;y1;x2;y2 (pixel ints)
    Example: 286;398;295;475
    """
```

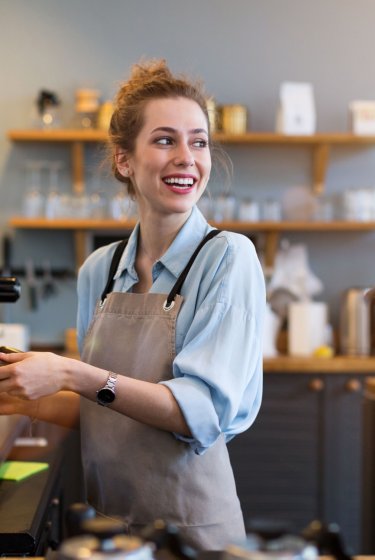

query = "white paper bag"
277;82;316;135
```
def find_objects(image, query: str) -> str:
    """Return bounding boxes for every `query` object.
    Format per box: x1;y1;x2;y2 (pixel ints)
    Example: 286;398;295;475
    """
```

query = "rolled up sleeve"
160;232;265;454
161;301;263;455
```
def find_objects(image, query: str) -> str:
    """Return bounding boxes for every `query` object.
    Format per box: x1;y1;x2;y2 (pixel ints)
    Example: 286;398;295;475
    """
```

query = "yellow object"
221;104;247;134
97;101;113;130
313;345;334;358
0;461;49;481
65;327;78;354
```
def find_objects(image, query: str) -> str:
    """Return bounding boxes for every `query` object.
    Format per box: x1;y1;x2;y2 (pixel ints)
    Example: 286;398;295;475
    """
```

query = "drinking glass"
45;161;63;219
23;160;45;218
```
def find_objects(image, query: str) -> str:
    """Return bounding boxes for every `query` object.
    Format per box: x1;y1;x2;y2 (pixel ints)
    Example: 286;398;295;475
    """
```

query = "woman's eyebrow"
151;126;208;135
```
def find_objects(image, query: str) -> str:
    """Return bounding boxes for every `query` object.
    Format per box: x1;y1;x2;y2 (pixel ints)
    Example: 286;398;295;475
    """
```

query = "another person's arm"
0;389;80;429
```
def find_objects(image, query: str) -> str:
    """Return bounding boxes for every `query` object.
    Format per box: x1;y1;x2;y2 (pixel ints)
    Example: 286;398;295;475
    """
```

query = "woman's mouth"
162;176;197;194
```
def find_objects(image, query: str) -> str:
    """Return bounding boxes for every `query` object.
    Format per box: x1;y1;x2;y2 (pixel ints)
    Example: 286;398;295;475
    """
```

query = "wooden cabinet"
228;372;374;554
7;129;375;268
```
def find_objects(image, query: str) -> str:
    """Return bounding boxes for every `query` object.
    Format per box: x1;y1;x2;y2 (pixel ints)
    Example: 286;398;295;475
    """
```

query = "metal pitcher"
339;286;375;355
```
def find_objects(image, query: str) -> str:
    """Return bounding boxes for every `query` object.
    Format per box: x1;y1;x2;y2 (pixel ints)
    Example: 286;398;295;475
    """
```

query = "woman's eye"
155;137;173;145
193;139;208;148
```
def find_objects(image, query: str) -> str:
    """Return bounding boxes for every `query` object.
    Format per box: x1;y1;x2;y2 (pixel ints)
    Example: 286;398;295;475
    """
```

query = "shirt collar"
113;206;212;281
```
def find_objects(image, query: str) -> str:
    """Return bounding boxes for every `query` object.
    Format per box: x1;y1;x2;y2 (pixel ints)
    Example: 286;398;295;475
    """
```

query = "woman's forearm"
0;352;190;436
65;358;191;436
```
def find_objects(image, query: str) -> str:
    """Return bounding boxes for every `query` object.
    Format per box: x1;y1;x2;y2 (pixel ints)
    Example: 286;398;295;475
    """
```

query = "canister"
206;97;218;133
221;104;247;134
339;287;375;355
97;101;114;131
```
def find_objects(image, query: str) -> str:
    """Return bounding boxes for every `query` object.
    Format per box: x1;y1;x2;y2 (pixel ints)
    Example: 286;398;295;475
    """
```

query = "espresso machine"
0;275;20;304
0;275;22;354
0;274;24;464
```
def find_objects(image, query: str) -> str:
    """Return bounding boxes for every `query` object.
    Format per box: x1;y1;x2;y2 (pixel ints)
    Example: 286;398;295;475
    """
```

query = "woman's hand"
0;351;68;400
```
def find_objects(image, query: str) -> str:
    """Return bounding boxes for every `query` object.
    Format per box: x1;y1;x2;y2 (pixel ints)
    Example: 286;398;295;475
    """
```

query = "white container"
0;324;30;351
263;304;281;358
238;199;259;221
288;301;328;356
349;100;375;135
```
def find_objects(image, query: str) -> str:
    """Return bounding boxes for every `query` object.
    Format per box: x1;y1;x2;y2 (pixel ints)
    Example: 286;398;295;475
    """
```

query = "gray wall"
1;0;375;344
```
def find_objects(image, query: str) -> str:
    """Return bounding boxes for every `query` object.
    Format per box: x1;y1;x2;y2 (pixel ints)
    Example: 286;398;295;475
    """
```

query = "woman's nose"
174;143;194;166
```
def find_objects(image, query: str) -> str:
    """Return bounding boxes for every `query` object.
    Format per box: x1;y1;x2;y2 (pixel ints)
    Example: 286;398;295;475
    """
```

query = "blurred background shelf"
9;128;375;268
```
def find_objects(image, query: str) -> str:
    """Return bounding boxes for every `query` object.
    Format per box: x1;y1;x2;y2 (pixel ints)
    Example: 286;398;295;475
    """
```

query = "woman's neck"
137;208;192;262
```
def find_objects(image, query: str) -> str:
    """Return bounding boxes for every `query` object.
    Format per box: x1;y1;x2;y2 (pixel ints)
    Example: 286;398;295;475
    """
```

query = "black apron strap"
164;229;221;310
100;229;222;308
100;239;128;303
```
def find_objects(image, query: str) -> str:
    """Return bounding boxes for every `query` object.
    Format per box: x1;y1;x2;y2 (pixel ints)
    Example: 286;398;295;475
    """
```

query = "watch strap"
105;371;118;391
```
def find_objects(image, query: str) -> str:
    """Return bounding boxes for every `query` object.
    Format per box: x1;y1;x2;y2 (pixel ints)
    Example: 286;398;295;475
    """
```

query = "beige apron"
80;232;246;550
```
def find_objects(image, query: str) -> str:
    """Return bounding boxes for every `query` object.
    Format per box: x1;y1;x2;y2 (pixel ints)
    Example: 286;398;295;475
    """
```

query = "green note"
0;461;49;481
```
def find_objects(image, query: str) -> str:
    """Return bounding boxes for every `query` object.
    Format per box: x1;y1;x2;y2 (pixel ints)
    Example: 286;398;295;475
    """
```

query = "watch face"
97;388;115;405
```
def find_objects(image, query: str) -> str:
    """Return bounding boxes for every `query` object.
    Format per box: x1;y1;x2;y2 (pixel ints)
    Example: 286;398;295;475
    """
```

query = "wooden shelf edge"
9;217;375;232
8;129;375;144
7;129;108;142
214;131;375;144
8;217;138;230
264;355;375;373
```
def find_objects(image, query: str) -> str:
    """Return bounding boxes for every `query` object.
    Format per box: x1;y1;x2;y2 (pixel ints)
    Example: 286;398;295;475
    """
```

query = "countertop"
60;348;375;374
0;415;29;462
263;355;375;373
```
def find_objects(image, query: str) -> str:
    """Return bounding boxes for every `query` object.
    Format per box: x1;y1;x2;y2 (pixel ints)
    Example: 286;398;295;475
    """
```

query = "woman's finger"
0;351;28;364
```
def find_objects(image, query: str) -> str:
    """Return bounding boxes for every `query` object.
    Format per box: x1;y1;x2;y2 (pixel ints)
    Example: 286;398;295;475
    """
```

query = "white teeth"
164;177;194;186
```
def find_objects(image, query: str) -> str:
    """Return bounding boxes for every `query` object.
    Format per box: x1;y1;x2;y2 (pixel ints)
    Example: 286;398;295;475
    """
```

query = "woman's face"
119;97;211;222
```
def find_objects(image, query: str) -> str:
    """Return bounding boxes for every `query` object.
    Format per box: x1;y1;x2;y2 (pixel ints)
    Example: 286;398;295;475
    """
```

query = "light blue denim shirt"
77;206;265;455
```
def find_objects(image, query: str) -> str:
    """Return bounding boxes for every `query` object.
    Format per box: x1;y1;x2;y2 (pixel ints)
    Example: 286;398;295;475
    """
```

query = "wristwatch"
96;372;118;406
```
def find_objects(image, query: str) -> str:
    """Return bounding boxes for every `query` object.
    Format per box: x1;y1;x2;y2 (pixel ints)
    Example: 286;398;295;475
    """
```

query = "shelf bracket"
312;143;330;195
74;230;88;270
72;142;85;195
264;231;280;270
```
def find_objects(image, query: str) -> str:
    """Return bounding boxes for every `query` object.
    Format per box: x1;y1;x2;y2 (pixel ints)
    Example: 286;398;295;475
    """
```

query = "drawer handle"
345;379;362;393
308;378;324;392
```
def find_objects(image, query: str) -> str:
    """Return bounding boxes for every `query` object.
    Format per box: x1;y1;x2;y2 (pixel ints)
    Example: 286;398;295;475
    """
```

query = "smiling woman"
115;97;211;234
0;59;266;551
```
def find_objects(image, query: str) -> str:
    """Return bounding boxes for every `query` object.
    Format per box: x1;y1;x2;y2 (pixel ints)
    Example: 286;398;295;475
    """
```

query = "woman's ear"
115;148;131;177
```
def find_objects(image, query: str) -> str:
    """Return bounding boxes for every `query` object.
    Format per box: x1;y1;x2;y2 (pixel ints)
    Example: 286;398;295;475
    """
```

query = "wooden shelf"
7;129;108;142
8;129;375;267
9;129;375;197
264;355;375;374
9;217;137;230
8;128;375;144
214;131;375;144
9;217;375;232
10;217;375;269
8;129;108;195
